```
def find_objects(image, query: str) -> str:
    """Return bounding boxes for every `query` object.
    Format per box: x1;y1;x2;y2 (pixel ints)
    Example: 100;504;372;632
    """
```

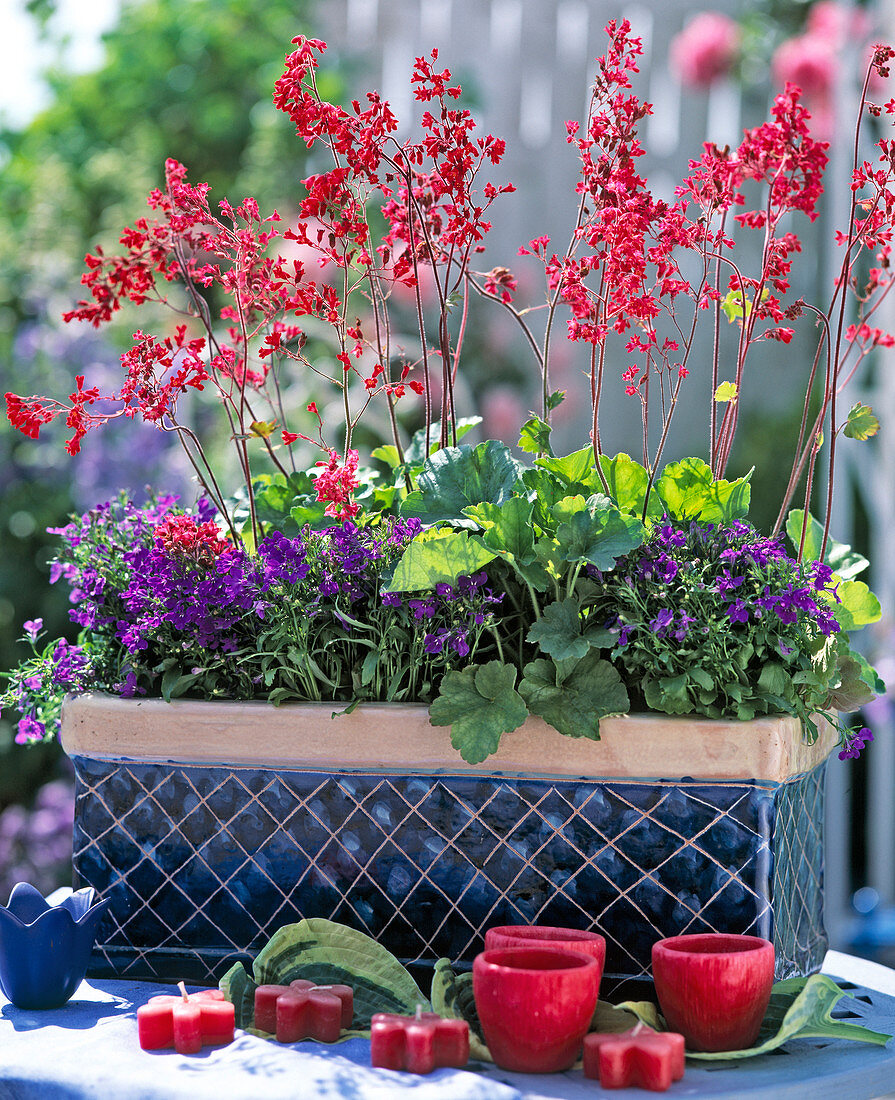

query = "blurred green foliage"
0;0;318;804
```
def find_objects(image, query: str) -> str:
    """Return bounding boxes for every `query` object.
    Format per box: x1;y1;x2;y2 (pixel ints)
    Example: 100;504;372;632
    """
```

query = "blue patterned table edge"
0;950;894;1099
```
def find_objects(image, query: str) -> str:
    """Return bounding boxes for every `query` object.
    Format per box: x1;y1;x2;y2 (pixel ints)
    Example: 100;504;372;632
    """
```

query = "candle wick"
178;981;189;1003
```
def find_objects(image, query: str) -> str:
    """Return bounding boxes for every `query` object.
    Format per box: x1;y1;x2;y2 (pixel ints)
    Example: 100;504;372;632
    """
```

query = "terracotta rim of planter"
61;692;838;782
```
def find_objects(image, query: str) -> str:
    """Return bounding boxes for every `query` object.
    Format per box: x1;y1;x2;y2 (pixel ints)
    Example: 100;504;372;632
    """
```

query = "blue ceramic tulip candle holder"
0;883;110;1009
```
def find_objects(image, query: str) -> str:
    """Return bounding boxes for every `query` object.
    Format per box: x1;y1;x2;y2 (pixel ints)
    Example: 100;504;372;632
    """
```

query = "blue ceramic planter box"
61;694;836;995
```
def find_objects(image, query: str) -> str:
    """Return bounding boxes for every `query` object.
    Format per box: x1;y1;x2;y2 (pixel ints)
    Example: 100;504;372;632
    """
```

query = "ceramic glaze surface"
70;755;827;990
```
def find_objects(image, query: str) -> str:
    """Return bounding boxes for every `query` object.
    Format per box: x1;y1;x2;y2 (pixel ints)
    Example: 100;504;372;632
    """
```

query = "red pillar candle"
583;1026;685;1092
138;983;236;1052
370;1008;470;1074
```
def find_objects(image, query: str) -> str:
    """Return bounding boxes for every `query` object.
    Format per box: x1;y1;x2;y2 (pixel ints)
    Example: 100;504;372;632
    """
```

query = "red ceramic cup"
652;933;775;1052
473;947;601;1073
484;925;606;993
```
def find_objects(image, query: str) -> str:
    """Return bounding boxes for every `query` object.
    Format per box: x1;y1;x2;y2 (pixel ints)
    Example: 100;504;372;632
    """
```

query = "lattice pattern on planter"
71;756;826;987
772;765;828;978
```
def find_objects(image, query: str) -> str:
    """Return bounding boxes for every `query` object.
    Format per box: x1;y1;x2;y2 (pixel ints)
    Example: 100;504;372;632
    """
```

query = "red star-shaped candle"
253;980;354;1043
583;1024;685;1092
370;1007;469;1074
137;983;235;1052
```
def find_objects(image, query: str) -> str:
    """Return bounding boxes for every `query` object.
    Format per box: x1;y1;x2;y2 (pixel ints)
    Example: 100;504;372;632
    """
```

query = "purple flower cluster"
118;542;267;654
2;623;93;745
839;726;874;761
386;572;502;658
0;778;75;899
618;519;841;646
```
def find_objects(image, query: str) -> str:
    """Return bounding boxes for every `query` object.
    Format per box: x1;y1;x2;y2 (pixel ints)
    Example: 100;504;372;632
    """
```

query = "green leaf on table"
518;415;554;456
553;495;644;569
401;441;523;525
609;1000;666;1033
463;497;536;565
383;528;496;592
430;959;492;1061
843;402;880;441
429;661;528;764
220;918;430;1037
519;651;629;740
686;974;891;1060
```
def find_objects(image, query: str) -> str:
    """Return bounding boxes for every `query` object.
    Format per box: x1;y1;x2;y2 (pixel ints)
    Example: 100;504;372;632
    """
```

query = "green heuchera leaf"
219;918;429;1038
525;599;616;661
828;653;877;712
552;495;644;569
403;417;482;466
643;673;695;715
383;528;496;592
519;652;628;739
429;661;528;764
518;416;554;456
785;509;869;578
463;498;536;565
598;453;662;518
526;599;591;661
535;447;602;495
401;441;523;525
831;579;882;631
686;975;891;1060
843;401;880;441
430;959;491;1061
655;457;751;523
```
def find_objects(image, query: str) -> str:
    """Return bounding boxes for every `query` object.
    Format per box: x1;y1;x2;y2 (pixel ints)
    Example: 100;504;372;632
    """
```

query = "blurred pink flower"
806;0;871;43
670;13;740;88
771;34;838;98
481;386;527;444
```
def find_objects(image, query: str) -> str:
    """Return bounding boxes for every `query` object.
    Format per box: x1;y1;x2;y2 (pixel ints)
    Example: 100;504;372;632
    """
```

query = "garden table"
0;950;894;1099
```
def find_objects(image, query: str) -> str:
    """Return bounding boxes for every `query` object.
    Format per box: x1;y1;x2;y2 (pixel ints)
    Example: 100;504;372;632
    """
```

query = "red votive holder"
473;947;600;1073
484;925;605;989
652;933;775;1052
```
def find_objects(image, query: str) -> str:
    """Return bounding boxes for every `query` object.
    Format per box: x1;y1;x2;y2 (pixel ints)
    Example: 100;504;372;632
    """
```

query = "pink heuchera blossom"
315;449;360;519
670;13;740;88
